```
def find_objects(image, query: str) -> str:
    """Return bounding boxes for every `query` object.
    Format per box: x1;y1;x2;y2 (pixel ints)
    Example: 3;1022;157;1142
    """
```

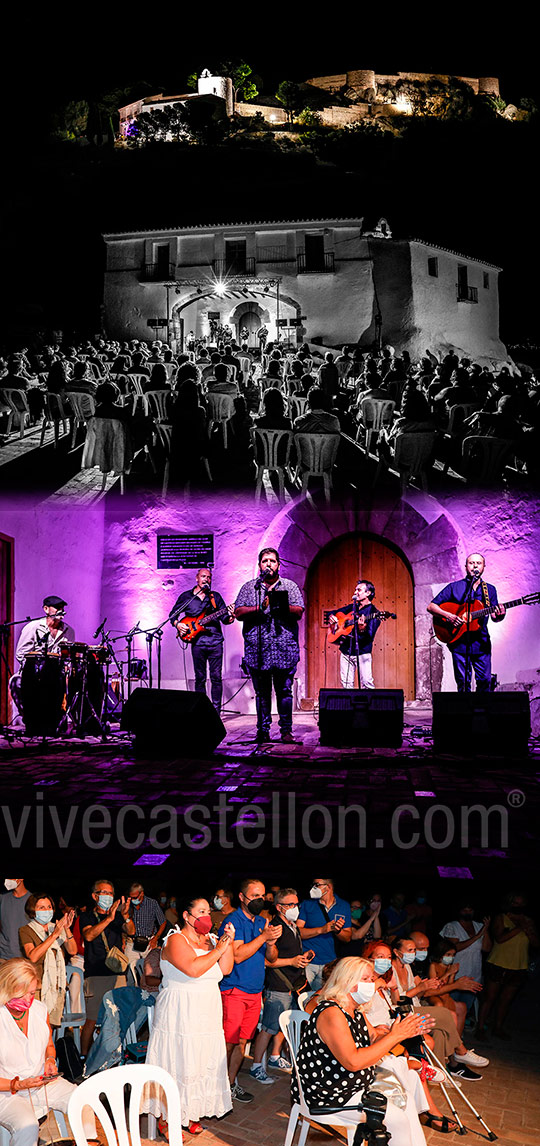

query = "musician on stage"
235;548;304;745
169;568;234;713
328;580;381;689
10;595;74;725
427;553;506;692
15;596;74;664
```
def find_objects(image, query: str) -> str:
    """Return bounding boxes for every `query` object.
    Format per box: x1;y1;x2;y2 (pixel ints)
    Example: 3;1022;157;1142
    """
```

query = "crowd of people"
0;874;537;1145
2;335;539;492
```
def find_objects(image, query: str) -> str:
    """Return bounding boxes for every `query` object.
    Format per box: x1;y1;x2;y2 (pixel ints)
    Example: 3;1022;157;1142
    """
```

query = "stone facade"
102;217;507;365
305;70;500;98
3;490;538;708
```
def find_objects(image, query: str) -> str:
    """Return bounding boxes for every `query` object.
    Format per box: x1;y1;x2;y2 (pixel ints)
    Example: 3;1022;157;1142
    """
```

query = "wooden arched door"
305;533;415;700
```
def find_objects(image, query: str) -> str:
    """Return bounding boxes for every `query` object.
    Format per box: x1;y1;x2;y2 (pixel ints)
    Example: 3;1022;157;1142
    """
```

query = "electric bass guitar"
432;591;540;646
325;608;397;645
175;604;234;644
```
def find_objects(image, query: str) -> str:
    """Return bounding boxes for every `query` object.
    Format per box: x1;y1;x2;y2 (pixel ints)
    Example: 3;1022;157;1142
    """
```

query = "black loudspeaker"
121;688;226;756
318;689;404;747
432;692;531;756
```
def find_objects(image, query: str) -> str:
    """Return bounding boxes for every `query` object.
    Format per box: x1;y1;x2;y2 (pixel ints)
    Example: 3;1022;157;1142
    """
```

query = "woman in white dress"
144;896;235;1137
0;958;97;1146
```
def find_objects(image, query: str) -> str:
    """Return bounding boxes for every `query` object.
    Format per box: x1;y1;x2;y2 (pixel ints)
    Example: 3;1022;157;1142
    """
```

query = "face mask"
170;900;176;910
4;879;18;891
131;898;142;906
459;911;474;919
351;908;363;920
35;910;54;925
7;997;32;1014
442;955;454;965
97;894;114;911
351;981;376;1004
310;886;324;899
416;897;426;905
415;949;428;962
373;958;392;974
284;906;299;922
214;897;223;911
159;897;167;905
190;913;212;935
401;951;416;964
245;896;265;917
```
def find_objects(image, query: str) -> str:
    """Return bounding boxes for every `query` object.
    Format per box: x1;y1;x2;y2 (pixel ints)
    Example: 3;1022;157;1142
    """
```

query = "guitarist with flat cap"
328;580;385;689
427;553;506;692
169;568;235;712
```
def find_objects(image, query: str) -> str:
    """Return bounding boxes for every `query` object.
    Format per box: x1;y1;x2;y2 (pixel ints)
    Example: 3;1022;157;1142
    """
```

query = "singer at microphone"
235;548;304;745
427;552;506;693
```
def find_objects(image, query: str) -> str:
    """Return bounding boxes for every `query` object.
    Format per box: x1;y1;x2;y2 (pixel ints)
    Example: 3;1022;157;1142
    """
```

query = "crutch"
423;1041;498;1140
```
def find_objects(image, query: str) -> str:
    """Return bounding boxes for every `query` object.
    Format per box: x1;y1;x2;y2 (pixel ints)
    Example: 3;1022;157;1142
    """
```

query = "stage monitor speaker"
121;688;226;756
318;689;404;747
432;692;531;756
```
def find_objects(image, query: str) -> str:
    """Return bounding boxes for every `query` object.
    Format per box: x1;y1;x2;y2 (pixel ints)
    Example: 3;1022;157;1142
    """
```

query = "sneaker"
447;1063;482;1081
281;731;296;744
249;1065;275;1085
454;1048;490;1068
230;1083;254;1102
268;1055;292;1072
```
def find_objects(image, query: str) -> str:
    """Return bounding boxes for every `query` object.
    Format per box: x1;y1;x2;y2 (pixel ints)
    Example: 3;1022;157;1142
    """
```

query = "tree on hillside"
276;80;307;123
187;60;259;113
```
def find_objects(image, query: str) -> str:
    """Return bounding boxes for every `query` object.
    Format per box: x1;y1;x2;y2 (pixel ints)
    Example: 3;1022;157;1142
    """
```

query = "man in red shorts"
218;878;281;1103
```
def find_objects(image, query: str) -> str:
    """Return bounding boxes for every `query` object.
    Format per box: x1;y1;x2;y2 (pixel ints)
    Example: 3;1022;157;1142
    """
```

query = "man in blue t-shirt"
428;552;506;692
297;876;352;990
218;878;281;1103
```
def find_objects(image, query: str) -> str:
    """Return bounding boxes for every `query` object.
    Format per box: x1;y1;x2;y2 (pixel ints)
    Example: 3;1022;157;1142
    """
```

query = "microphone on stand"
93;617;107;641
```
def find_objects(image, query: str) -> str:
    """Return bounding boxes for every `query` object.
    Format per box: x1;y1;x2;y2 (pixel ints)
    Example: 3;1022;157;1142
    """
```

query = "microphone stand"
0;616;41;739
139;612;172;691
123;622;141;698
464;577;478;694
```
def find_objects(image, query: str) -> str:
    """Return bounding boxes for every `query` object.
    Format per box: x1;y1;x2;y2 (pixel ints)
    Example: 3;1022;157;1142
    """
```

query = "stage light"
134;854;170;866
215;281;226;297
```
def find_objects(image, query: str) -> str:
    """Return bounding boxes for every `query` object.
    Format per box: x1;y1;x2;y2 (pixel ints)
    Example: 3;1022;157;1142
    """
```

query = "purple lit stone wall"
2;490;539;707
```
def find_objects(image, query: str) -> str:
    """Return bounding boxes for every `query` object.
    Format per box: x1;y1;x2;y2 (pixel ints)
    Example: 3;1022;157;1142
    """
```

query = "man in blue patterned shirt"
235;548;304;745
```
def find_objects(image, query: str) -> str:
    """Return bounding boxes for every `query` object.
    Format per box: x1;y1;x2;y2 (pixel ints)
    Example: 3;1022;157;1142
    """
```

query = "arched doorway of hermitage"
304;533;415;701
228;302;268;347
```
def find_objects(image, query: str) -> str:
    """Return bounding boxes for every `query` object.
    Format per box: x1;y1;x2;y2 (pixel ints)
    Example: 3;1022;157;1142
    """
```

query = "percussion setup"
2;612;160;742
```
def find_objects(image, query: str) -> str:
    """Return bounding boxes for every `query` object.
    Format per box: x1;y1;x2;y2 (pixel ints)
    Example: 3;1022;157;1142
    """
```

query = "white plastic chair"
358;398;395;454
147;390;172;424
2;388;31;439
446;401;479;436
40;392;68;448
393;431;436;492
67;1063;182;1146
296;991;310;1011
66;392;96;448
279;1010;366;1146
54;964;86;1051
206;392;235;449
251;427;293;503
289;396;309;421
462;435;515;482
294;432;340;501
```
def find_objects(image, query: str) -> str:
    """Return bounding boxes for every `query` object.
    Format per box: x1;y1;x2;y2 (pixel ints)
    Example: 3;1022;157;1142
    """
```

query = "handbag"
100;924;129;973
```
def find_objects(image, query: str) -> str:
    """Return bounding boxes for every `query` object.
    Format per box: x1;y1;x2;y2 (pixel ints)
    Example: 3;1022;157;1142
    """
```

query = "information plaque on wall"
157;534;214;569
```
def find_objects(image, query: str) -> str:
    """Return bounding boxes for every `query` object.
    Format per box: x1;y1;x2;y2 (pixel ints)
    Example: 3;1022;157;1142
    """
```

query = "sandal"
158;1119;169;1141
187;1123;204;1135
422;1113;459;1134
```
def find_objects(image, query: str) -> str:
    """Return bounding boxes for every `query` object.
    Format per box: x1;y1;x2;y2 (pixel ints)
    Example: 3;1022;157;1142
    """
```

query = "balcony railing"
139;263;176;283
297;252;335;274
456;283;478;303
213;257;256;277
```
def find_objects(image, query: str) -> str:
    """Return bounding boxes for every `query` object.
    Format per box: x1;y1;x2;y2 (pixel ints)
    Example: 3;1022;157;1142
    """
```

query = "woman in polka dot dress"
291;957;433;1145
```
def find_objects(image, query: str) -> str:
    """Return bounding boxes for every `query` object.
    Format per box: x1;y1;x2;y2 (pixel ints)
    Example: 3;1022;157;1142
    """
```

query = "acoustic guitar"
432;591;540;645
175;604;233;644
325;608;397;645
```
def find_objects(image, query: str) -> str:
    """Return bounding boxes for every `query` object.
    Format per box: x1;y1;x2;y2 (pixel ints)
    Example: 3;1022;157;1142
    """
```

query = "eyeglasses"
280;901;298;907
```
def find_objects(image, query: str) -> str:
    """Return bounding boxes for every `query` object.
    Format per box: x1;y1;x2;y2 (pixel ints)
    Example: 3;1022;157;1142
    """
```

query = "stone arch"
253;491;467;703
